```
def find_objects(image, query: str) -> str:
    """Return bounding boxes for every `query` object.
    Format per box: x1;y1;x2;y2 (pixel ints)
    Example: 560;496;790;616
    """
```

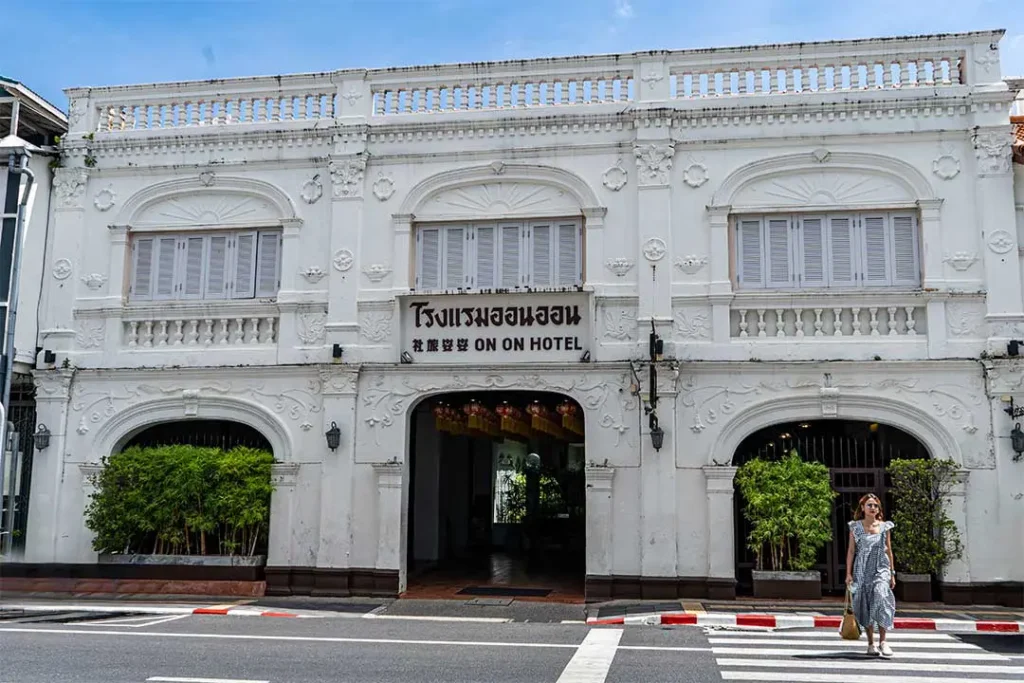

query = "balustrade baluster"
247;317;260;344
172;320;184;345
851;308;862;336
738;309;749;337
127;322;139;347
794;308;804;337
202;319;214;345
186;320;199;345
833;308;844;336
231;318;244;344
813;308;824;336
887;307;899;335
156;321;169;346
143;322;154;348
949;57;962;85
869;308;880;335
905;307;917;335
265;318;276;344
756;309;767;338
218;319;229;345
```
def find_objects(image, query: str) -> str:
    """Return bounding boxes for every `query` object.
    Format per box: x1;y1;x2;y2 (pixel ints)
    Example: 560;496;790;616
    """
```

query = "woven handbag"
840;587;861;640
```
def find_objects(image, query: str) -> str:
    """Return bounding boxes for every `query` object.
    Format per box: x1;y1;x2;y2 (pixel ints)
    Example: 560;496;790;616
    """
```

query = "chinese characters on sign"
402;294;590;363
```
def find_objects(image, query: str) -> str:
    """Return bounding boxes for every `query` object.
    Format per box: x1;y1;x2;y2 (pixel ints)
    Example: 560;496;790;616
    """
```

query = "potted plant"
886;458;964;603
736;449;836;599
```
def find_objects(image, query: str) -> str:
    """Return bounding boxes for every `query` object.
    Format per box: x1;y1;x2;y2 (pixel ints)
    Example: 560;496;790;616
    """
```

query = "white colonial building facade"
19;30;1024;604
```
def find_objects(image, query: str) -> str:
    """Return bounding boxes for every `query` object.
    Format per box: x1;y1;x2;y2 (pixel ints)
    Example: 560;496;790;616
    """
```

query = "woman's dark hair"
853;493;884;521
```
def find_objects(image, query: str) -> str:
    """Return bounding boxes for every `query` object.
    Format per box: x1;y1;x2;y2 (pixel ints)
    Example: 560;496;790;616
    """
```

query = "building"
16;30;1024;605
0;77;65;554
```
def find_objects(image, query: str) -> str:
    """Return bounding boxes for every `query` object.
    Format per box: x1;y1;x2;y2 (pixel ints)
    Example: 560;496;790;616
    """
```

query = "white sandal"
866;644;879;656
879;642;893;658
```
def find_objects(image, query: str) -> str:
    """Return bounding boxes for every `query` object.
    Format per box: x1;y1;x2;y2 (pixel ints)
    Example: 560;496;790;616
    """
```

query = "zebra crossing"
707;627;1024;683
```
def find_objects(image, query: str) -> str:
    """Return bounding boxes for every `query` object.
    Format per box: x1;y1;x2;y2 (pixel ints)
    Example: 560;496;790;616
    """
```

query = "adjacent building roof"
1010;78;1024;165
0;76;67;147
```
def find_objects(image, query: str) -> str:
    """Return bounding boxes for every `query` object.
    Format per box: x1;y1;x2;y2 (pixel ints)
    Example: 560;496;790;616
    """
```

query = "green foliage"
735;449;837;571
887;458;964;575
85;444;274;556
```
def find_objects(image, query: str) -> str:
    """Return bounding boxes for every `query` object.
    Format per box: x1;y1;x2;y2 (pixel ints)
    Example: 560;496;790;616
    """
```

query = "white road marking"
363;614;512;623
83;614;191;628
147;678;268;683
708;637;981;649
716;658;1024;675
707;630;958;640
710;647;1007;661
720;672;1019;683
555;628;622;683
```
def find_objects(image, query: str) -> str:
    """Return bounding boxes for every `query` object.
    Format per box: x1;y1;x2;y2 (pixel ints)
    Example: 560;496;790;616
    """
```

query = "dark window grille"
122;420;272;452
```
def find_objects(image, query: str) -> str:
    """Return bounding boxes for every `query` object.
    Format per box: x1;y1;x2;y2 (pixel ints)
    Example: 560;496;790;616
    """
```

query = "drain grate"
465;598;514;606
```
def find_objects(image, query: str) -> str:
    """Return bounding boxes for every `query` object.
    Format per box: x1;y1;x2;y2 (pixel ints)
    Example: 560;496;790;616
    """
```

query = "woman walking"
845;493;897;658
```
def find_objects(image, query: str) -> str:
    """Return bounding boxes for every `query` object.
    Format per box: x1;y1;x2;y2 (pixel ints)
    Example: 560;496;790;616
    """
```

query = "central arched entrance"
406;390;586;599
732;420;929;594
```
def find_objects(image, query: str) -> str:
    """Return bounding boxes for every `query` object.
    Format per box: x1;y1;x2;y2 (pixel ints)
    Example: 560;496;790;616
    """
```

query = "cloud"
614;0;634;19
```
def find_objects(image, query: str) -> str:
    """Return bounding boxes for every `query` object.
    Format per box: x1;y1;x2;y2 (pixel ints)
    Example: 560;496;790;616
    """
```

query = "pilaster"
326;154;367;352
707;206;734;343
640;397;677;578
25;370;75;563
941;471;971;584
391;213;413;292
703;466;738;580
582;207;608;287
584;465;615;578
634;142;675;324
315;366;359;571
372;462;403;572
918;199;946;289
43;169;89;355
268;463;301;567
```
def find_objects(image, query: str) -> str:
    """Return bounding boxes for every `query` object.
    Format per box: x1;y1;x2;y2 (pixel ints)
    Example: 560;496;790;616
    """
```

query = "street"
0;612;1021;682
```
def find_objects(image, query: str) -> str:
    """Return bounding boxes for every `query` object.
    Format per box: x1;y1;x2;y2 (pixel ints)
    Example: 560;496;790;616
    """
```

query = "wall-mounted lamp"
649;413;665;451
400;351;414;364
579;350;591;363
33;424;51;450
325;421;341;451
1011;423;1024;462
332;344;343;359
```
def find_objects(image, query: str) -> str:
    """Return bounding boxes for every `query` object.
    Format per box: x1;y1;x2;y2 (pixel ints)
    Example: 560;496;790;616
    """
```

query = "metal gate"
2;378;36;555
732;421;928;593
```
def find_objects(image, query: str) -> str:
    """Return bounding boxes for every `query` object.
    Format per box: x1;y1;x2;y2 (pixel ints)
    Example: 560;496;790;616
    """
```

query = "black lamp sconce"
649;413;665;451
332;344;343;360
325;421;341;451
400;352;414;364
579;350;591;363
1000;396;1024;462
34;424;51;450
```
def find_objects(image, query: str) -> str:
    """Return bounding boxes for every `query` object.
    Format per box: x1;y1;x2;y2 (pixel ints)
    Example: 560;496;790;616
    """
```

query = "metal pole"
0;152;34;556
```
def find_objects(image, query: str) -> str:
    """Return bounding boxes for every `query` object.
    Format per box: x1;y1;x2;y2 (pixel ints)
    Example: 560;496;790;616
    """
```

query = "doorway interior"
407;391;585;600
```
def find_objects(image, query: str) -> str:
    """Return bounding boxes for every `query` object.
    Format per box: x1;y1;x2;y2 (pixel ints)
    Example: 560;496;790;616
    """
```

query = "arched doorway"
732;420;928;593
407;391;586;599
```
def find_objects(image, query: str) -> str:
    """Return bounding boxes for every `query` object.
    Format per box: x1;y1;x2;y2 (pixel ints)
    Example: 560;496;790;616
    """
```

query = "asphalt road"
0;613;1020;683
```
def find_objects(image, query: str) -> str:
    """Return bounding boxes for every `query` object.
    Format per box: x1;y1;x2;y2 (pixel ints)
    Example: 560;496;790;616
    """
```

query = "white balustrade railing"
124;315;278;348
371;70;634;116
669;54;962;99
732;304;926;339
96;89;337;132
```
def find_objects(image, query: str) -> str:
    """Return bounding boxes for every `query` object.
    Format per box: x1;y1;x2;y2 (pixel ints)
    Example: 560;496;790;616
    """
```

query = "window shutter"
443;226;466;289
531;223;552;287
556;222;580;286
181;236;207;299
736;218;764;288
232;231;258;298
827;216;858;287
499;224;522;288
890;214;919;286
255;231;282;297
765;217;794;288
153;236;179;300
475;226;496;288
205;235;230;299
798;216;826;287
131;237;155;299
416;227;440;290
861;215;890;286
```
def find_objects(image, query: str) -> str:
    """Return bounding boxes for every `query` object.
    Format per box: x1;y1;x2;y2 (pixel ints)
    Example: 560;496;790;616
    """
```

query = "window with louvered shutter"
231;231;258;299
205;235;230;299
861;215;890;286
531;223;552;287
827;216;858;287
443;226;466;289
499;224;522;288
255;232;282;297
766;217;794;288
153;236;179;300
131;238;155;299
181;236;207;299
890;214;919;286
556;222;580;286
476;226;496;288
417;227;441;290
799;216;826;286
737;218;764;288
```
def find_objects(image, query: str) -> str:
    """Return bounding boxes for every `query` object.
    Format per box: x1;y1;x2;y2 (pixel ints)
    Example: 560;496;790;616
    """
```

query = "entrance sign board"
400;292;591;364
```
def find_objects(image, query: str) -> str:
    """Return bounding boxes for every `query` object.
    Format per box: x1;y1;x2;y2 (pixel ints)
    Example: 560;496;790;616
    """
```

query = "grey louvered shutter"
765;217;794;288
255;232;282;297
416;227;440;290
232;231;258;298
443;226;466;289
861;215;891;286
499;223;522;288
827;216;858;287
736;218;764;288
799;216;826;287
131;237;155;299
205;235;230;299
531;223;552;287
181;236;206;299
556;222;580;286
153;236;179;300
475;226;496;289
890;214;919;287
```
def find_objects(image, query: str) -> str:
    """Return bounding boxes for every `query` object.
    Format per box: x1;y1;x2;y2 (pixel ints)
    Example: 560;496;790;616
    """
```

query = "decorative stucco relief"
75;320;105;349
932;153;961;180
634;143;675;186
362;264;392;283
372;173;396;201
70;381;322;437
733;170;912;208
974;131;1012;176
317;365;358;396
135;194;275;227
602;306;637;341
299;266;327;283
81;273;107;290
301;175;323;204
674;309;711;340
52;259;73;280
54;168;88;209
642;238;667;262
946;303;986;338
33;371;74;400
605;258;634;278
674;255;708;275
682;161;709;188
329;157;367;198
296;309;327;345
424;182;576;218
332;249;354;272
360;311;393;343
358;372;637;447
987;230;1015;254
601;160;628;191
942;252;978;271
198;170;216;187
93;186;116;212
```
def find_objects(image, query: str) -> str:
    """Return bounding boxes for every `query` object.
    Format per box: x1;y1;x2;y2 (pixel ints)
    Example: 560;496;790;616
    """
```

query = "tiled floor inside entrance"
402;553;585;603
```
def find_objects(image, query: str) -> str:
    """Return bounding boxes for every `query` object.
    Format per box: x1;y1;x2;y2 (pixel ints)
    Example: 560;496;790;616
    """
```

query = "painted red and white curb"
586;611;1024;633
2;604;315;618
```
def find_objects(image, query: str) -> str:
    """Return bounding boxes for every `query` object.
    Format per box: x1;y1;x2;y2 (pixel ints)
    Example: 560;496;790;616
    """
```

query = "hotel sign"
400;293;591;363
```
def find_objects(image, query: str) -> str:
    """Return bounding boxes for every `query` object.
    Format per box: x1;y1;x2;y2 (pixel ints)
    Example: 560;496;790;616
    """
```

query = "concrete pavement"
0;609;1020;683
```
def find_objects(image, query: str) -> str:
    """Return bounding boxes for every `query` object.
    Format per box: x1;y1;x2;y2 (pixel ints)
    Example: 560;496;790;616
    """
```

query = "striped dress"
848;519;896;630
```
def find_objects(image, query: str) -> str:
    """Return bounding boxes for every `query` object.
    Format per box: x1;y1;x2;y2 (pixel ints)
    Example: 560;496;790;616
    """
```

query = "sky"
4;0;1024;112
